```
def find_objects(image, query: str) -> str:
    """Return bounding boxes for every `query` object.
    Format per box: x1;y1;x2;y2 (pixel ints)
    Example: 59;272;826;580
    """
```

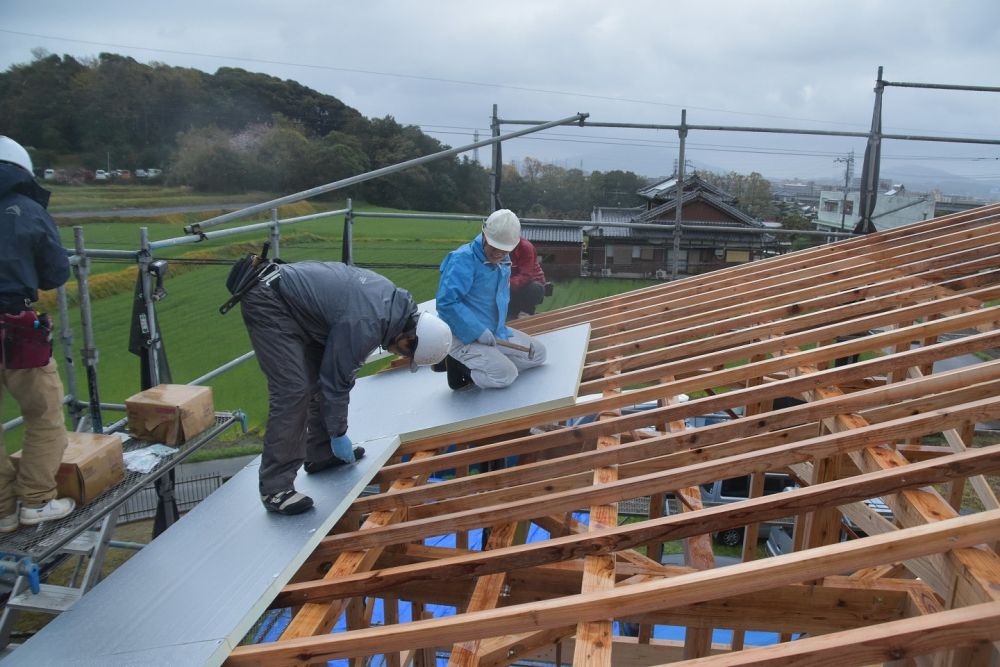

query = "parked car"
95;169;110;181
766;498;898;557
657;473;798;546
700;473;798;546
43;168;56;181
765;525;794;557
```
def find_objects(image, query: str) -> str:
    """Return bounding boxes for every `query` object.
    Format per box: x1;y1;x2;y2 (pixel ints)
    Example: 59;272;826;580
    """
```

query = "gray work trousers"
448;327;547;389
240;282;333;495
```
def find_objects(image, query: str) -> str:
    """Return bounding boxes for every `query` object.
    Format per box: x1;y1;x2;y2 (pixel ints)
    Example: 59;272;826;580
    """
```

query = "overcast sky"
2;1;998;190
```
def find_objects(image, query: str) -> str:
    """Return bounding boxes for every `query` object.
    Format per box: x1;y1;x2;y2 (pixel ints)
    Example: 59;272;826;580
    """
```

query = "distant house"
815;184;935;233
521;224;584;280
772;180;824;210
584;174;784;279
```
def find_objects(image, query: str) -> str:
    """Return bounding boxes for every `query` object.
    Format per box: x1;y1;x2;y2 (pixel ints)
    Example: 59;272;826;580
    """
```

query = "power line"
8;28;996;140
420;128;998;163
0;28;875;129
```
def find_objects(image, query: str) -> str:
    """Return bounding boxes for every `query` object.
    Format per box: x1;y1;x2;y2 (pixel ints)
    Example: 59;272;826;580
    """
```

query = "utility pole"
473;130;479;165
834;150;855;231
490;105;501;211
671;110;687;280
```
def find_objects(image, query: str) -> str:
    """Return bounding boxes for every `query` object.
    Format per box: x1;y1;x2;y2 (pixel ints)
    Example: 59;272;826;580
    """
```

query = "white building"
815;185;935;232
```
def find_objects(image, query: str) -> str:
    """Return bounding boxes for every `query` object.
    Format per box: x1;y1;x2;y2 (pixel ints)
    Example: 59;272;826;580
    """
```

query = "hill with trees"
0;51;489;211
2;50;795;226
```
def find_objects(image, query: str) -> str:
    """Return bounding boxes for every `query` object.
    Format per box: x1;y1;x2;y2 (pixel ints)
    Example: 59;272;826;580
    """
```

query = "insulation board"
6;324;590;666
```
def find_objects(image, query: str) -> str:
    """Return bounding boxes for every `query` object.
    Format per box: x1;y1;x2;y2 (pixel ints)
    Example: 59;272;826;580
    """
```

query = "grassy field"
45;184;271;214
3;188;656;457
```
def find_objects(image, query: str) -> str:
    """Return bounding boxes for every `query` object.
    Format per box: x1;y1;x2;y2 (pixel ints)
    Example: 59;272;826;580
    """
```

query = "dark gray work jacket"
276;261;417;437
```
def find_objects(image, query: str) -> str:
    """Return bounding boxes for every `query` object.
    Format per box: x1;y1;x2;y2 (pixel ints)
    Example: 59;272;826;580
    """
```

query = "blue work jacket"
436;234;513;345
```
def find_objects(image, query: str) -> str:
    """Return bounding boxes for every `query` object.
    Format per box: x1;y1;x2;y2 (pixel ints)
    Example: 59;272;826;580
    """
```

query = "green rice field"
3;190;655;456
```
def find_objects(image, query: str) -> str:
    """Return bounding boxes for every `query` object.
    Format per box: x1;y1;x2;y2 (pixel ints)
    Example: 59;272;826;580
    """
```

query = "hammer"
495;338;536;360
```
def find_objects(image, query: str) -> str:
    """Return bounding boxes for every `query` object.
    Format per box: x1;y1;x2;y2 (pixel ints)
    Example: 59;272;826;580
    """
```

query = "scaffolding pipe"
188;351;257;387
490;104;502;211
55;284;81;426
183;112;589;235
150;208;349;251
341;198;353;265
354;211;484;222
883;80;1000;93
498;118;999;145
73;226;103;433
269;207;281;260
357;210;849;238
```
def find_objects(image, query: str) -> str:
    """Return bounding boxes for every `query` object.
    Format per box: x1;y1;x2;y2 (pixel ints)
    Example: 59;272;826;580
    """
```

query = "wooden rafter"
227;206;1000;666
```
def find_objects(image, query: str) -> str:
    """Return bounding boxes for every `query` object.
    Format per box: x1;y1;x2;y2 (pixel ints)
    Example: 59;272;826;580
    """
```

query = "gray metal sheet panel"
6;325;590;666
3;437;397;666
349;324;590;444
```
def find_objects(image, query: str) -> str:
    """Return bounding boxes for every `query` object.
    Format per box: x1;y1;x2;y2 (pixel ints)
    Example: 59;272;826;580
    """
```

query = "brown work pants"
0;358;68;516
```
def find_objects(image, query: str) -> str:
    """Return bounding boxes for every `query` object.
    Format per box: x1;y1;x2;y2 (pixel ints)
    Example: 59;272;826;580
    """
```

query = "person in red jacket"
507;237;549;320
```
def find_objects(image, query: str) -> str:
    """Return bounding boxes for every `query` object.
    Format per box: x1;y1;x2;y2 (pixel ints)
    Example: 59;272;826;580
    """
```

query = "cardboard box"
11;431;125;505
126;384;215;445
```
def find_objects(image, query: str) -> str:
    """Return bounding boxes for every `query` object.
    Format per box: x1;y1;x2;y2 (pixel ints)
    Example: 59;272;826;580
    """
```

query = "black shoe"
431;359;447;372
446;356;473;390
261;489;314;515
303;447;366;474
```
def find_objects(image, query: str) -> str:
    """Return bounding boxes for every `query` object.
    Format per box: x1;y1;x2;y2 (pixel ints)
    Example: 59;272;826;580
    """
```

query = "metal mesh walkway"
0;413;241;562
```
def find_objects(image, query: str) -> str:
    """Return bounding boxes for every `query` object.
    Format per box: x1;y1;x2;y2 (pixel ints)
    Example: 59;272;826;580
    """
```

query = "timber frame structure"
227;205;1000;667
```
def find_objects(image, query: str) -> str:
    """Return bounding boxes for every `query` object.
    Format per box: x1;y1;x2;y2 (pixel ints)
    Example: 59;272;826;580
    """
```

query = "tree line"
1;50;804;227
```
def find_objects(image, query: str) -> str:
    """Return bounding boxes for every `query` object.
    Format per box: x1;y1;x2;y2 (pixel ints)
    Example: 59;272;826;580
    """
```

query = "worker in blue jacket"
436;209;546;389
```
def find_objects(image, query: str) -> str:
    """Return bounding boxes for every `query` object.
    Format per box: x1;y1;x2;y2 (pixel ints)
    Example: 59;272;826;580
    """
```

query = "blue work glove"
476;329;496;346
330;434;355;462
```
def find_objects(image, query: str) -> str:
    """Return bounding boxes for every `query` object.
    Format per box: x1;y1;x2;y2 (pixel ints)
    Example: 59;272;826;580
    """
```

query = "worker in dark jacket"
507;237;548;320
0;136;75;533
240;261;452;514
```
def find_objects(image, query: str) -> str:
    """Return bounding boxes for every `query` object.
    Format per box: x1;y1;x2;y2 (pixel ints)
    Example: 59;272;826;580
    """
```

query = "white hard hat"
482;209;520;252
0;136;33;174
410;311;452;371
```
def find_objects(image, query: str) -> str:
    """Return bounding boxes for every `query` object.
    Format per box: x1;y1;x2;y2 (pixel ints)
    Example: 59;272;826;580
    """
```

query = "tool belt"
0;310;53;369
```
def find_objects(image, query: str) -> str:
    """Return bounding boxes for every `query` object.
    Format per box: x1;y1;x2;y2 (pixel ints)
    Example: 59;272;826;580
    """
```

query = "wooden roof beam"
371;358;1000;512
278;450;437;642
394;326;1000;461
329;396;1000;553
225;512;1000;666
582;302;1000;395
584;263;1000;377
660;601;1000;667
584;228;1000;345
523;208;1000;334
281;446;1000;605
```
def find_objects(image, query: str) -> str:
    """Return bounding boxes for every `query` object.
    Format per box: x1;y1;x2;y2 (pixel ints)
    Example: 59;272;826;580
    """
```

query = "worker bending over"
240;261;451;515
436;209;547;390
0;136;75;533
